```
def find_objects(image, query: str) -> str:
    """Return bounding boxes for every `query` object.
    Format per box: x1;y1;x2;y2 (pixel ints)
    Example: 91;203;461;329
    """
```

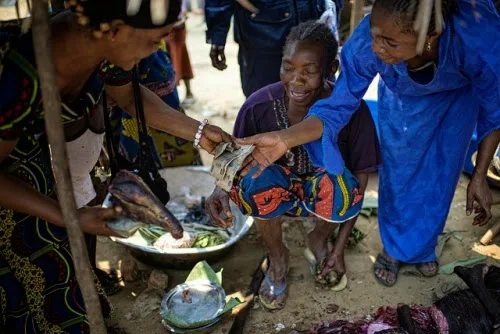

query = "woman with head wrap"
0;0;231;332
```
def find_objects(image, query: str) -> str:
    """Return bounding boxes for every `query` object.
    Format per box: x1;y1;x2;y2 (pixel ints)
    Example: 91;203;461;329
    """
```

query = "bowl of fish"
103;166;254;269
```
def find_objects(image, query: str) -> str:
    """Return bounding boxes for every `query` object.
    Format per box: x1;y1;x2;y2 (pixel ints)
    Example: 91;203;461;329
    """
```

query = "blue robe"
304;0;500;263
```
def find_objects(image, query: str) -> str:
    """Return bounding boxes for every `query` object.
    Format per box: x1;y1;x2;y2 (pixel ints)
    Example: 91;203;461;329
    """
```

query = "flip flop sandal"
258;273;288;311
96;268;122;296
373;253;400;287
416;261;439;277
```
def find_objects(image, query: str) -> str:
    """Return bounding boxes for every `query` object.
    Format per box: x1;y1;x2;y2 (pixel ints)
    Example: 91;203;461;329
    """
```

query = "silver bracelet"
193;119;209;149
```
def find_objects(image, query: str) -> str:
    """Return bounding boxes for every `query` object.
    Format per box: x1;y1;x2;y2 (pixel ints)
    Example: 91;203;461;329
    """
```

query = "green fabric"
439;255;488;275
436;232;463;258
360;196;378;217
162;261;241;329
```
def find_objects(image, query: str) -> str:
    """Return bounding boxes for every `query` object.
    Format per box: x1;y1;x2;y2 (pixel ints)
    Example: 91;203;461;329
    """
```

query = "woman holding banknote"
236;0;500;288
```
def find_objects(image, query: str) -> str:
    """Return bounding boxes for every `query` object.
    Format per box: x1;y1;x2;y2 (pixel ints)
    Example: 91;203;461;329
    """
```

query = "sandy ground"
1;5;499;334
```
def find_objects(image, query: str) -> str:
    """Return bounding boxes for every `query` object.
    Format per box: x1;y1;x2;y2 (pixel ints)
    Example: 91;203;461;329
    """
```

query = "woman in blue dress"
236;0;500;287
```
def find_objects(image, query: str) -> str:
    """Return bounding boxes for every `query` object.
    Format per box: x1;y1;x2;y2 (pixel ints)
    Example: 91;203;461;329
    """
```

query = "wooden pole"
30;1;107;333
350;0;364;36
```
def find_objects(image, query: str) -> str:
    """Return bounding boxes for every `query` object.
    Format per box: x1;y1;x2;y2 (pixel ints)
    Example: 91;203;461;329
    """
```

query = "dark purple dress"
227;82;382;223
233;82;382;176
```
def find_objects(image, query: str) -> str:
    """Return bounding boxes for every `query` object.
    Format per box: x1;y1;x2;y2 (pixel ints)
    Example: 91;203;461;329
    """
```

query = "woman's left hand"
466;172;493;226
199;125;233;154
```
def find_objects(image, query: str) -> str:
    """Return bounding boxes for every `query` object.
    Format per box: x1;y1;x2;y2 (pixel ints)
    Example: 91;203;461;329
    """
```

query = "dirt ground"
1;4;499;334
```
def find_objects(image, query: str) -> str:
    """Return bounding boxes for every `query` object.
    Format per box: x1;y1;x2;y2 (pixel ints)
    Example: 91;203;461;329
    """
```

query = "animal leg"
397;305;424;334
454;264;500;328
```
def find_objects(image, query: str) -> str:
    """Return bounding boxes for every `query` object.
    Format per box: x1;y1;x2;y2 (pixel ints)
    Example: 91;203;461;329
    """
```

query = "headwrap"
65;0;181;31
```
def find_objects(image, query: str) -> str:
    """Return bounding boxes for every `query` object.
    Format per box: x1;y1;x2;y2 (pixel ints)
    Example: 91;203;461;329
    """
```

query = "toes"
387;272;396;284
275;292;288;309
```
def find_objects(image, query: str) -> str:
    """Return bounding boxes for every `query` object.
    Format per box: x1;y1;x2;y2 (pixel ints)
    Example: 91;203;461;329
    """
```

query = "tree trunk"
30;1;107;333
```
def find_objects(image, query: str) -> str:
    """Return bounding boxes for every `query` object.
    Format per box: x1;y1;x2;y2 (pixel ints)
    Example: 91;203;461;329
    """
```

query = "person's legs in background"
238;46;283;98
167;26;196;106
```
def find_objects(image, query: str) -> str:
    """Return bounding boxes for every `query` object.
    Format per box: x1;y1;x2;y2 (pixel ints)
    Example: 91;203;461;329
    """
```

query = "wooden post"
30;1;107;333
350;0;364;36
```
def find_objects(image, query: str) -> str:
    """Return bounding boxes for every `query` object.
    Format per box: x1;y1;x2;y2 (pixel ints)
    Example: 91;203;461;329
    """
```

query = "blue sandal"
258;272;288;311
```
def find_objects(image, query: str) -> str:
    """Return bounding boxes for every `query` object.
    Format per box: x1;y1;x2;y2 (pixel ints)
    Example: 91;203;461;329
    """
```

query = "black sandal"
96;268;122;296
373;253;400;287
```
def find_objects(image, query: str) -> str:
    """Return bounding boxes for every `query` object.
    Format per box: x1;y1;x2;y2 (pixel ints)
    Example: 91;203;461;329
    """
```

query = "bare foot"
318;249;346;280
259;255;288;310
417;261;439;277
307;219;335;264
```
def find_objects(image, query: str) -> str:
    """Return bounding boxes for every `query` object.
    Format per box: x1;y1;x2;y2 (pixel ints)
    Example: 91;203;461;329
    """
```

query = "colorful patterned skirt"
0;136;112;334
229;164;363;222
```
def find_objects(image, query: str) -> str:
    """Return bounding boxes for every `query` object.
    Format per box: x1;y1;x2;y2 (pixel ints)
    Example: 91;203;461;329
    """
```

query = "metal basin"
108;166;253;269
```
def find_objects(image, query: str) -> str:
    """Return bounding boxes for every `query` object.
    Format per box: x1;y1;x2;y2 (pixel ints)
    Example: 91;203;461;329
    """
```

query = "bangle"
193;119;209;149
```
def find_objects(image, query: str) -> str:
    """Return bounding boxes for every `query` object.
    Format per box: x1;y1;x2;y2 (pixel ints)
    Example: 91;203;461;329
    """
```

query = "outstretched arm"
106;83;232;154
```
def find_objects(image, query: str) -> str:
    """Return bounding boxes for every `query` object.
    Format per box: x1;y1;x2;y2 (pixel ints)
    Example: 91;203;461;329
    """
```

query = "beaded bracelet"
193;119;209;149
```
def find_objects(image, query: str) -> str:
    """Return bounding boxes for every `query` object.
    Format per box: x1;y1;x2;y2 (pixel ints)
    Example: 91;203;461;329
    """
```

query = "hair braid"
284;20;339;70
372;0;458;33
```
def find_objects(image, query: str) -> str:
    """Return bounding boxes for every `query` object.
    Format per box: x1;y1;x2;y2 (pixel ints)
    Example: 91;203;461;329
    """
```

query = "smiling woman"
205;20;381;311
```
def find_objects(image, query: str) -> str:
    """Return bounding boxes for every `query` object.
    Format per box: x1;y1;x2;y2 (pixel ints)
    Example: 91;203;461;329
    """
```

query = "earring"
426;41;432;52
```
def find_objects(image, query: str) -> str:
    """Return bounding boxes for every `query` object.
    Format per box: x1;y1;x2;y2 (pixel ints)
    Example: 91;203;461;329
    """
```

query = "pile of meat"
303;264;500;334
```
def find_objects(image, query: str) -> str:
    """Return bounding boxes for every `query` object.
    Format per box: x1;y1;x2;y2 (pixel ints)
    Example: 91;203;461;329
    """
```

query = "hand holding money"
210;142;255;192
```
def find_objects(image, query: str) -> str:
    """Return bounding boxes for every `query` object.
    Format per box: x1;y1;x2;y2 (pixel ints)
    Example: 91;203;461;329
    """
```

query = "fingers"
239;155;254;173
474;209;492;226
100;206;123;220
234;137;255;146
236;0;259;13
104;227;122;238
466;191;474;216
220;195;234;220
209;47;227;71
219;129;233;143
239;158;258;177
205;198;229;228
251;163;267;179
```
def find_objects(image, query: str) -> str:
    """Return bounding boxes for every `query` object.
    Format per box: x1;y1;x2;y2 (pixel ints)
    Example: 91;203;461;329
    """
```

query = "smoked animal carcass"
305;264;500;334
108;170;183;239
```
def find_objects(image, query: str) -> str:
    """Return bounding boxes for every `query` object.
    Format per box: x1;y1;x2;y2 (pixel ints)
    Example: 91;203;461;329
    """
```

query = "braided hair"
284;20;339;71
64;0;181;38
372;0;459;34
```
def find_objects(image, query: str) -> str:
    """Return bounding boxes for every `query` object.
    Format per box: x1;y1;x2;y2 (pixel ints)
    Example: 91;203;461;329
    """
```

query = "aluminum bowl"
107;166;254;269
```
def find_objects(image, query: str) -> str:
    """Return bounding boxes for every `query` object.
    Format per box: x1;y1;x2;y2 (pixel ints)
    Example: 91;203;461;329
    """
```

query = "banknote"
210;143;255;191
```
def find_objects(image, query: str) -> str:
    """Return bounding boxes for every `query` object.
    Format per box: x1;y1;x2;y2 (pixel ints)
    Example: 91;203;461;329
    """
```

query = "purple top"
233;82;382;176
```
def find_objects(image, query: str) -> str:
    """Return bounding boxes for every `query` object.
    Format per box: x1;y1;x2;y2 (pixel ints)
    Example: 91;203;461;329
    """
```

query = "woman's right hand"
78;206;123;237
235;131;289;178
200;124;234;154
